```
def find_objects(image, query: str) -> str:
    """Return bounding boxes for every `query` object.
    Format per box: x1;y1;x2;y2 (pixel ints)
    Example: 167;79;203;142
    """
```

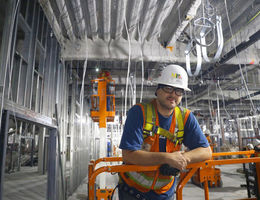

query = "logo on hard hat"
171;73;182;79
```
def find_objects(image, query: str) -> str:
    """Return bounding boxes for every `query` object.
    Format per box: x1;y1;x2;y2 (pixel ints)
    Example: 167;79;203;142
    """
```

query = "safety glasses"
158;85;184;96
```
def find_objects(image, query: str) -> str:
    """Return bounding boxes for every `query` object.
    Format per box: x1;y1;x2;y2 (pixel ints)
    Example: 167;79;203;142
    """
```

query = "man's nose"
167;92;176;99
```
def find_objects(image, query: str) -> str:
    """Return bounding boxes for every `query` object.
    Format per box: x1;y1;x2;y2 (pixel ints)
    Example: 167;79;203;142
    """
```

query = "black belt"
118;182;148;200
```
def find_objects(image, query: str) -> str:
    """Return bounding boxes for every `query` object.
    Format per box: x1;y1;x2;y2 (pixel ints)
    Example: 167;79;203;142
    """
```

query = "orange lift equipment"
90;71;115;128
88;150;260;200
191;134;222;188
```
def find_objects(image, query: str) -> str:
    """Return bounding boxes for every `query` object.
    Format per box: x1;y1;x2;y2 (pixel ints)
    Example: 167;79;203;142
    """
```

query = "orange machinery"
191;134;222;188
90;71;115;128
88;150;260;200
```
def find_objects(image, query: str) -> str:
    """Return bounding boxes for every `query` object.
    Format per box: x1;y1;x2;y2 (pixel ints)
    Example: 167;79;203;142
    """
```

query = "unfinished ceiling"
39;0;260;119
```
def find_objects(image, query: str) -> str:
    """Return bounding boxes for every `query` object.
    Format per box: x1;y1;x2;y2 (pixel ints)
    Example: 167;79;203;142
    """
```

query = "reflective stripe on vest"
126;171;173;190
120;101;189;193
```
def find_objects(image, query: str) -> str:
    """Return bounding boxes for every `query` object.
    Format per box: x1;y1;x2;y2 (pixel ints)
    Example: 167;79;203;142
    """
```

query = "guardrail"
88;150;260;200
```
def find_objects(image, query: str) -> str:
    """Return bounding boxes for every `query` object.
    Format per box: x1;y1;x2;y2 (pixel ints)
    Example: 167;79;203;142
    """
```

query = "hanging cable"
224;0;256;114
133;67;137;105
217;80;231;119
129;77;134;107
207;87;214;121
137;22;144;103
110;184;119;200
216;92;221;136
79;38;88;140
124;15;131;118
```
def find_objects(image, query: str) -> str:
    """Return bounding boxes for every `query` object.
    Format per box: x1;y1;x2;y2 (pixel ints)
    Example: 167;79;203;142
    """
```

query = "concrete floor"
182;164;248;200
2;164;250;200
3;166;47;200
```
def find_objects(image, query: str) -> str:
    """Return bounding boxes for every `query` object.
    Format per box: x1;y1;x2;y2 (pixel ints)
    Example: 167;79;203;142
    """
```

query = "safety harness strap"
120;102;188;193
175;106;184;145
143;102;157;137
143;104;185;144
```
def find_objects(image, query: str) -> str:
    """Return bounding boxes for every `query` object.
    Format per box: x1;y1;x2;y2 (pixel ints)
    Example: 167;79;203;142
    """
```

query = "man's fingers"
167;151;189;170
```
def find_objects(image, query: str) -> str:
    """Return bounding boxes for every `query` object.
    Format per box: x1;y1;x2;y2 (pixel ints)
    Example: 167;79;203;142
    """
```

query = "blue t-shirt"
119;105;209;200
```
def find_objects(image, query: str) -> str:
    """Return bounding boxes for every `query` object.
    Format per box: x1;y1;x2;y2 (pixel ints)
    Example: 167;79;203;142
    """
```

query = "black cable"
110;184;119;200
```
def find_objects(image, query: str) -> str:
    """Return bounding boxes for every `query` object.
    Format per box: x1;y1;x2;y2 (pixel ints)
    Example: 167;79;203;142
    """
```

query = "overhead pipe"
219;90;260;109
101;0;111;41
113;0;125;40
39;0;65;43
122;0;142;40
137;0;157;41
87;0;98;39
145;0;174;41
71;0;85;38
219;29;260;65
187;66;256;107
164;0;202;46
55;0;75;41
210;90;260;117
202;29;260;76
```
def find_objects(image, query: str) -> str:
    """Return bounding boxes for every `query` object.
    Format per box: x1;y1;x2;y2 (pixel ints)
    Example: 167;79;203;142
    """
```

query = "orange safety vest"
120;99;190;194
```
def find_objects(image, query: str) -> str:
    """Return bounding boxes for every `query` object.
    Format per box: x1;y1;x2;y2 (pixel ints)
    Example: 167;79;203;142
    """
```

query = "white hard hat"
154;64;191;91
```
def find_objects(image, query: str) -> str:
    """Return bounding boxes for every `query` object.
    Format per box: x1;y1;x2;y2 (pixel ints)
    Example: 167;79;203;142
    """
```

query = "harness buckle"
152;125;158;134
174;130;184;145
143;129;153;137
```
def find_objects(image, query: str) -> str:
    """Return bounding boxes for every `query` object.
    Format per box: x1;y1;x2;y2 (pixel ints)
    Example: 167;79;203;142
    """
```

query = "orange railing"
88;151;260;200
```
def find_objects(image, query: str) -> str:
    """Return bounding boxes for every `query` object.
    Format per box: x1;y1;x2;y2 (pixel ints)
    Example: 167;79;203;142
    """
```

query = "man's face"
156;85;183;110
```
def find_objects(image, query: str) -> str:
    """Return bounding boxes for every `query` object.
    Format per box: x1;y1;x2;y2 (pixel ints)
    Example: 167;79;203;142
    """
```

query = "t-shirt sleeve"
119;105;144;150
183;112;209;150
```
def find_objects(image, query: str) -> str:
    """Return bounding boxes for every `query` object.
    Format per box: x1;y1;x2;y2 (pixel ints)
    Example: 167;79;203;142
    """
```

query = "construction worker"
119;64;212;200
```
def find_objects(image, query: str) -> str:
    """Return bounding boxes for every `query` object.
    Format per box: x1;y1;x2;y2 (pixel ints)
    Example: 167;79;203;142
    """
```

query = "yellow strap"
146;102;155;124
157;128;175;141
175;106;184;145
143;102;156;138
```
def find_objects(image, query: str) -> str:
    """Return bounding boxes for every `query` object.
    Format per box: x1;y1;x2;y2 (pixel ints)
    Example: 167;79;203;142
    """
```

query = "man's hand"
122;147;211;171
165;151;190;171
